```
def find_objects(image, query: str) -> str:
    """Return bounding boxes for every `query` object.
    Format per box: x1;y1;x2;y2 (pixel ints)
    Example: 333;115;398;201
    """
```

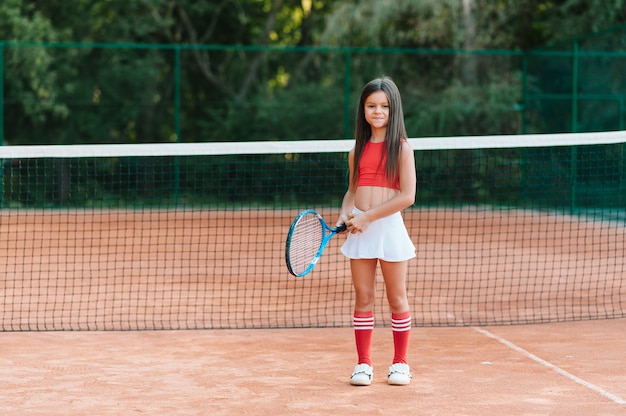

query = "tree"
0;0;72;144
3;0;626;145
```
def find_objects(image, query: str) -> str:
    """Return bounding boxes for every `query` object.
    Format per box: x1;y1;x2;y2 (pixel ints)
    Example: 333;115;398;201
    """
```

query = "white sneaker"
387;363;411;385
350;364;373;386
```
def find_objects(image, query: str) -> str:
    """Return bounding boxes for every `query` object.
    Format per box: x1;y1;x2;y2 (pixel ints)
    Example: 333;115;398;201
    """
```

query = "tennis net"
1;131;625;331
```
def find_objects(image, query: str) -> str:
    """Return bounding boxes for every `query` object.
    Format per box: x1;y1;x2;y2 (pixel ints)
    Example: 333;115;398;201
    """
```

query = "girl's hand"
336;213;351;233
347;212;369;234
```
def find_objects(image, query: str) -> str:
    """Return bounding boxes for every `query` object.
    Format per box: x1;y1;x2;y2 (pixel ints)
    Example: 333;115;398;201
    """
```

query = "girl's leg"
380;260;411;364
351;258;378;311
350;258;378;365
379;259;409;313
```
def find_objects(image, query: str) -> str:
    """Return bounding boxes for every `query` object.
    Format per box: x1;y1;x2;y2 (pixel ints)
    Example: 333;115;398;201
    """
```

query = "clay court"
1;208;625;415
1;321;625;415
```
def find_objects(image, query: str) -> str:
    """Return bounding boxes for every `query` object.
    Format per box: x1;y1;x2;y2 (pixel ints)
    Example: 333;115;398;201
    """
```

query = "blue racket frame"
285;209;347;277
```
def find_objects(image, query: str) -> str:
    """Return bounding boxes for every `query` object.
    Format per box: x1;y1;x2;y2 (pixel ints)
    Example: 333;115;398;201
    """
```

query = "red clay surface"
1;319;625;415
1;208;624;330
0;208;625;414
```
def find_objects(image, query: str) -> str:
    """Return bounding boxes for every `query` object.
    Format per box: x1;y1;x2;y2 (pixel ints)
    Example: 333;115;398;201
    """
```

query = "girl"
337;77;416;386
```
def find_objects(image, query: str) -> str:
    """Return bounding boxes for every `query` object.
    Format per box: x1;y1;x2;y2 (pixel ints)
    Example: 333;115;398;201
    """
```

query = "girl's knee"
355;293;375;310
386;294;409;312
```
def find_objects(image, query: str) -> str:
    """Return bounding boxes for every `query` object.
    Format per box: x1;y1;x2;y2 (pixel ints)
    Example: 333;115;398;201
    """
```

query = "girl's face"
363;90;390;131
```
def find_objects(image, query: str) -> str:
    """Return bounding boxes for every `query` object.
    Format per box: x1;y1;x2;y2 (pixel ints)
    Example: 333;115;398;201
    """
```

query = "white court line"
473;326;626;406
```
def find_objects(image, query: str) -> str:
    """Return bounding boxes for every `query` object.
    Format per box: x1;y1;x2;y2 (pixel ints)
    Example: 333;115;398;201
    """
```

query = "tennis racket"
285;209;347;277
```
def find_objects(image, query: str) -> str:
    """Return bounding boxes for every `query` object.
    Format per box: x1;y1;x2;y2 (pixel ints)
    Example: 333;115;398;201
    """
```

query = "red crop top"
357;140;400;190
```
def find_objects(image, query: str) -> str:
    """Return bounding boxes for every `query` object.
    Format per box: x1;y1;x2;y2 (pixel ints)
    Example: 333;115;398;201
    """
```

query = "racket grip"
334;223;347;232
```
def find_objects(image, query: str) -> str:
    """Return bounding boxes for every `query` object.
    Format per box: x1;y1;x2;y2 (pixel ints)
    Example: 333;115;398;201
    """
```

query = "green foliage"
405;73;523;137
1;0;626;208
0;1;70;136
3;0;626;145
229;82;345;141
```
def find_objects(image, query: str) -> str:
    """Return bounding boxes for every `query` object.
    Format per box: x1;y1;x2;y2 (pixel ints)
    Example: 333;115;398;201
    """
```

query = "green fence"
1;35;626;211
1;38;626;147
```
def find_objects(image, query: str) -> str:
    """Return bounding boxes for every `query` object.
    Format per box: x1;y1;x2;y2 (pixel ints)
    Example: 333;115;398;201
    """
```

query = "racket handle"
334;224;347;233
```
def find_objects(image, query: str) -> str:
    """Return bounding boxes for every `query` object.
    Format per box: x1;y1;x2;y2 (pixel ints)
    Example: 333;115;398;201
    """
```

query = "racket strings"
288;214;324;275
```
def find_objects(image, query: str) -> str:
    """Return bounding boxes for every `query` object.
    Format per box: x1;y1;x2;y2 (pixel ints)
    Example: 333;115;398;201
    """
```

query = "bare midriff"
354;186;400;212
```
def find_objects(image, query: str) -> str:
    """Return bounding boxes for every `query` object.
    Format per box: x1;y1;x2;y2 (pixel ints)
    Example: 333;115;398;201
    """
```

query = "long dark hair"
351;76;407;188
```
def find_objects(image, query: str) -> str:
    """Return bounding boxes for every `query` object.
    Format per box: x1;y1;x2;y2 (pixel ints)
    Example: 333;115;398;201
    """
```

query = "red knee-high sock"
391;311;411;364
353;310;374;366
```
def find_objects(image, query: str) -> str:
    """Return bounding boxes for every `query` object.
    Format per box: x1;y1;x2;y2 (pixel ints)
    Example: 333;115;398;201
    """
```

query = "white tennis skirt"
341;209;416;262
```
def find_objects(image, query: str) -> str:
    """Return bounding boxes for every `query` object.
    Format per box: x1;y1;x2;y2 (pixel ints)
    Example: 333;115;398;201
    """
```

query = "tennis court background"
2;33;626;414
2;205;625;331
1;314;625;414
1;132;625;332
1;131;626;416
